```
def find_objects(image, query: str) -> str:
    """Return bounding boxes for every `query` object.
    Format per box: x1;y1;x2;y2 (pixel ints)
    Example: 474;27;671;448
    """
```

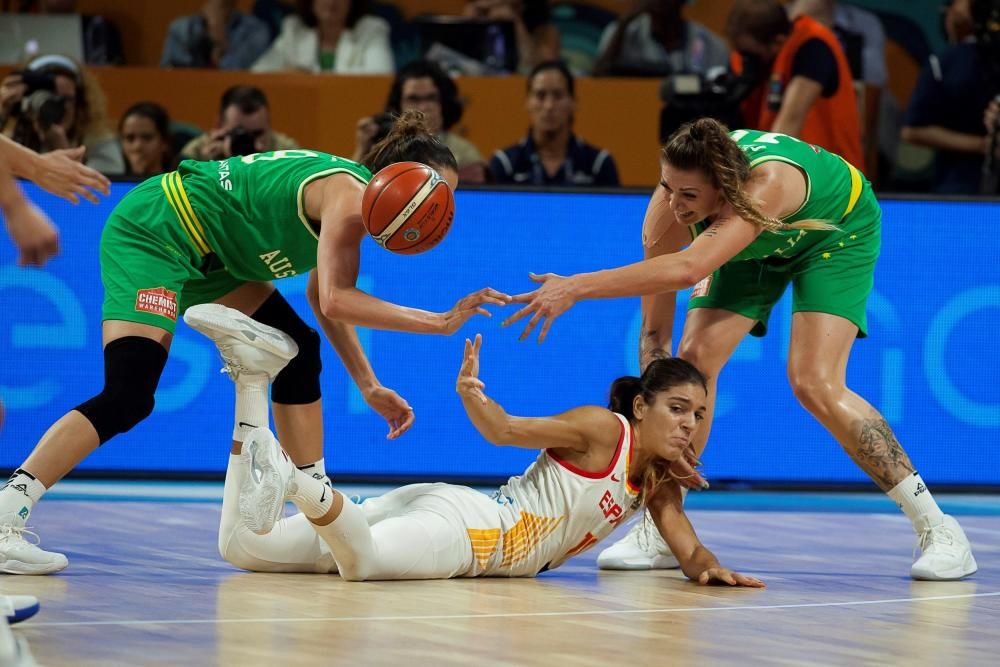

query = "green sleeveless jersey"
689;129;866;261
167;150;371;281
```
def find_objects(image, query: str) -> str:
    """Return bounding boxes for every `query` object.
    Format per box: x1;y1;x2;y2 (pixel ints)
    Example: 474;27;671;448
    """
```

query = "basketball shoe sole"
240;427;291;536
183;304;299;381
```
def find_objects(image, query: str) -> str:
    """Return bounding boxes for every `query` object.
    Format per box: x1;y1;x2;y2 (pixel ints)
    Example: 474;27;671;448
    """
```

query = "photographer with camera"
179;85;299;161
0;54;124;175
902;0;1000;195
725;0;863;170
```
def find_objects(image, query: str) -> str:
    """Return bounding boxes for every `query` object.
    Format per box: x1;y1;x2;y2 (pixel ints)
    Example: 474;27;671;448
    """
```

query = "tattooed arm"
639;186;692;370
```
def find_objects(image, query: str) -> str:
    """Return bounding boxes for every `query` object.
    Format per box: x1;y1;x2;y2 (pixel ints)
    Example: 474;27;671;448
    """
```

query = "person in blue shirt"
161;0;272;70
490;60;620;187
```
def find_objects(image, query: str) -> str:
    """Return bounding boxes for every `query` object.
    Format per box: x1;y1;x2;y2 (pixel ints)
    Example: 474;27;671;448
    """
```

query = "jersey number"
240;149;321;164
729;130;802;145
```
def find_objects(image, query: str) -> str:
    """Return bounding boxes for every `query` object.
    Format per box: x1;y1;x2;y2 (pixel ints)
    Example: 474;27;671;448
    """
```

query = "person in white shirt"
189;304;764;587
251;0;394;74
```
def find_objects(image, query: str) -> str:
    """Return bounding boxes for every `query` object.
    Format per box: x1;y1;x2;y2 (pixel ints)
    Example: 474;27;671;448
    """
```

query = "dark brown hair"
361;110;458;174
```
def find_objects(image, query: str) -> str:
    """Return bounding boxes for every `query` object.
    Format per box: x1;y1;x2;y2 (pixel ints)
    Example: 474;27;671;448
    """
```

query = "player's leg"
787;311;976;580
206;282;327;478
217;441;336;573
0;320;171;575
184;302;336;572
0;181;196;574
599;260;779;571
238;433;472;581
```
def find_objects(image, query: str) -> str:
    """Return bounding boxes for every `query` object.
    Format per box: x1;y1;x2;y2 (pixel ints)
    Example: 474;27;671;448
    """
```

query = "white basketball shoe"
239;427;294;536
0;595;39;625
0;620;39;667
0;517;68;575
596;509;680;570
911;514;977;581
183;304;299;384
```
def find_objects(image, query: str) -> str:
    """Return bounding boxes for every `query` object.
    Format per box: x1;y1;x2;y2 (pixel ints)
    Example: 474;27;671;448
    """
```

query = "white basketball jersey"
471;413;643;577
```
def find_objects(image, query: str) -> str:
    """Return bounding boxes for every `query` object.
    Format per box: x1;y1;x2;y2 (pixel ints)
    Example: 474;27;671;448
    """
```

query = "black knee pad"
251;291;322;404
75;336;168;444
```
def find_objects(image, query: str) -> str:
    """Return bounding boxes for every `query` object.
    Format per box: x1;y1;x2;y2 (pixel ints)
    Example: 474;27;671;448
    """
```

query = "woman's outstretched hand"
502;272;578;343
456;333;487;404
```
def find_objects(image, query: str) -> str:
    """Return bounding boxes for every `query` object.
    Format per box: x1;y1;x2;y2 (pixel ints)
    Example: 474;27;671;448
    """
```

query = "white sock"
0;469;47;526
888;472;945;531
287;468;333;520
233;376;269;442
297;458;327;482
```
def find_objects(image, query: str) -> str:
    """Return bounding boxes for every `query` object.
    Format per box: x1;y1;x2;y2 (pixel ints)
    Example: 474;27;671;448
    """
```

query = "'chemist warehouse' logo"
135;287;178;321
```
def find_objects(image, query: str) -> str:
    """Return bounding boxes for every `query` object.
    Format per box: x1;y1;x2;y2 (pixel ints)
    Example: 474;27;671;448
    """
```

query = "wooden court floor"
7;495;1000;666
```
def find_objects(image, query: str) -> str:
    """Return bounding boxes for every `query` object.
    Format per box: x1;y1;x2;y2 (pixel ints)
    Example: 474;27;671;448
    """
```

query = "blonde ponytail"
663;118;837;233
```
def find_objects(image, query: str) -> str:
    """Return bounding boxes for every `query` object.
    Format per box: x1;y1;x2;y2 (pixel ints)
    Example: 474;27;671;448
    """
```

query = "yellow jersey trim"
295;167;371;242
170;172;212;253
161;173;210;255
841;158;863;219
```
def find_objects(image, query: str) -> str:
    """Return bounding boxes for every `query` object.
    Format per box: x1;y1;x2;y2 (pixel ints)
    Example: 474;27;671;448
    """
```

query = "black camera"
16;69;68;130
657;62;761;142
226;126;265;157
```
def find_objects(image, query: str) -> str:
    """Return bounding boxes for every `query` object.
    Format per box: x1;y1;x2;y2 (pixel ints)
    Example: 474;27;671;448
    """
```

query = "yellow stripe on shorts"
160;173;210;256
841;159;863;219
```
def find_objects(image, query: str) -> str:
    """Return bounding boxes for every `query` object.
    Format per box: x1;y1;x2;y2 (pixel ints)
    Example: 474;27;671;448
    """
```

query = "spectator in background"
180;85;298;161
463;0;560;73
372;60;486;183
253;0;296;42
161;0;272;70
725;0;863;170
251;0;393;74
0;54;124;175
119;102;176;178
32;0;124;65
593;0;729;78
491;61;619;187
790;0;889;182
901;0;996;195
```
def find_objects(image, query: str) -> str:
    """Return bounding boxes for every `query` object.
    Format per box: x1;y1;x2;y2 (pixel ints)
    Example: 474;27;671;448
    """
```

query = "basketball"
362;162;455;255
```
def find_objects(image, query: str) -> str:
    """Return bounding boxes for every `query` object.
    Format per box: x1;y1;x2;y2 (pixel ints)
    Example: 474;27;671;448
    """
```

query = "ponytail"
361;110;458;174
663;118;836;233
608;376;642;420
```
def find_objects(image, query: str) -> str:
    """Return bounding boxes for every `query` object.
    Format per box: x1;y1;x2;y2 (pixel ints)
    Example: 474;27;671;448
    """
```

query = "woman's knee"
218;530;273;572
676;337;724;376
787;367;841;414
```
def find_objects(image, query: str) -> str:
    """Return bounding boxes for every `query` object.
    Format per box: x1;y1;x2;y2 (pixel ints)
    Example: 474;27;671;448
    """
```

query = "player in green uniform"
505;118;977;581
0;112;509;575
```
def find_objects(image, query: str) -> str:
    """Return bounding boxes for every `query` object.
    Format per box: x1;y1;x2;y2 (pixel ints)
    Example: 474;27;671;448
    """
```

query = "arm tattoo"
848;413;914;491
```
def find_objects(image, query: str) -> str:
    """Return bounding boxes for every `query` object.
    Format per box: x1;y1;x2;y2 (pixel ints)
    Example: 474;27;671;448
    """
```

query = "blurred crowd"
0;0;998;194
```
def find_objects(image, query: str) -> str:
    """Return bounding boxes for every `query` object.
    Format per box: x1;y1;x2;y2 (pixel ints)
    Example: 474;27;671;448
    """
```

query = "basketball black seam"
399;182;452;249
370;167;431;236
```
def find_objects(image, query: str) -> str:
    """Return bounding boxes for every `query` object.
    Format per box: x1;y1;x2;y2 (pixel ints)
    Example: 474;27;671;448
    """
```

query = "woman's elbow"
673;257;708;290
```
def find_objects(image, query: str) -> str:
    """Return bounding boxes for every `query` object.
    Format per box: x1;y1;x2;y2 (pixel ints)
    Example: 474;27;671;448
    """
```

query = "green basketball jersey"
689;129;866;261
167;150;371;281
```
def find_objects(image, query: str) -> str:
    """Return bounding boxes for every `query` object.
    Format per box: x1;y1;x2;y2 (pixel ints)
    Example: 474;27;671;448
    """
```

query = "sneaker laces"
632;512;659;552
213;341;250;381
914;523;956;559
0;522;42;547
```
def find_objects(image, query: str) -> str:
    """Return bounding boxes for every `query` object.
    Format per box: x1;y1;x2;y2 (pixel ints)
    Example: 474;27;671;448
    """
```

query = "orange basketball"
362;162;455;255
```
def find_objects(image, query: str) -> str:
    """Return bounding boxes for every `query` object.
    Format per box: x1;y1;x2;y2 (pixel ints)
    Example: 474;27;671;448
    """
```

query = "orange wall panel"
1;65;662;185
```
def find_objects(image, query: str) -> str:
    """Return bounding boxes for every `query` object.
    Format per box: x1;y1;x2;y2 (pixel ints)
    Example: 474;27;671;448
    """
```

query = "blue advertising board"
1;183;997;484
